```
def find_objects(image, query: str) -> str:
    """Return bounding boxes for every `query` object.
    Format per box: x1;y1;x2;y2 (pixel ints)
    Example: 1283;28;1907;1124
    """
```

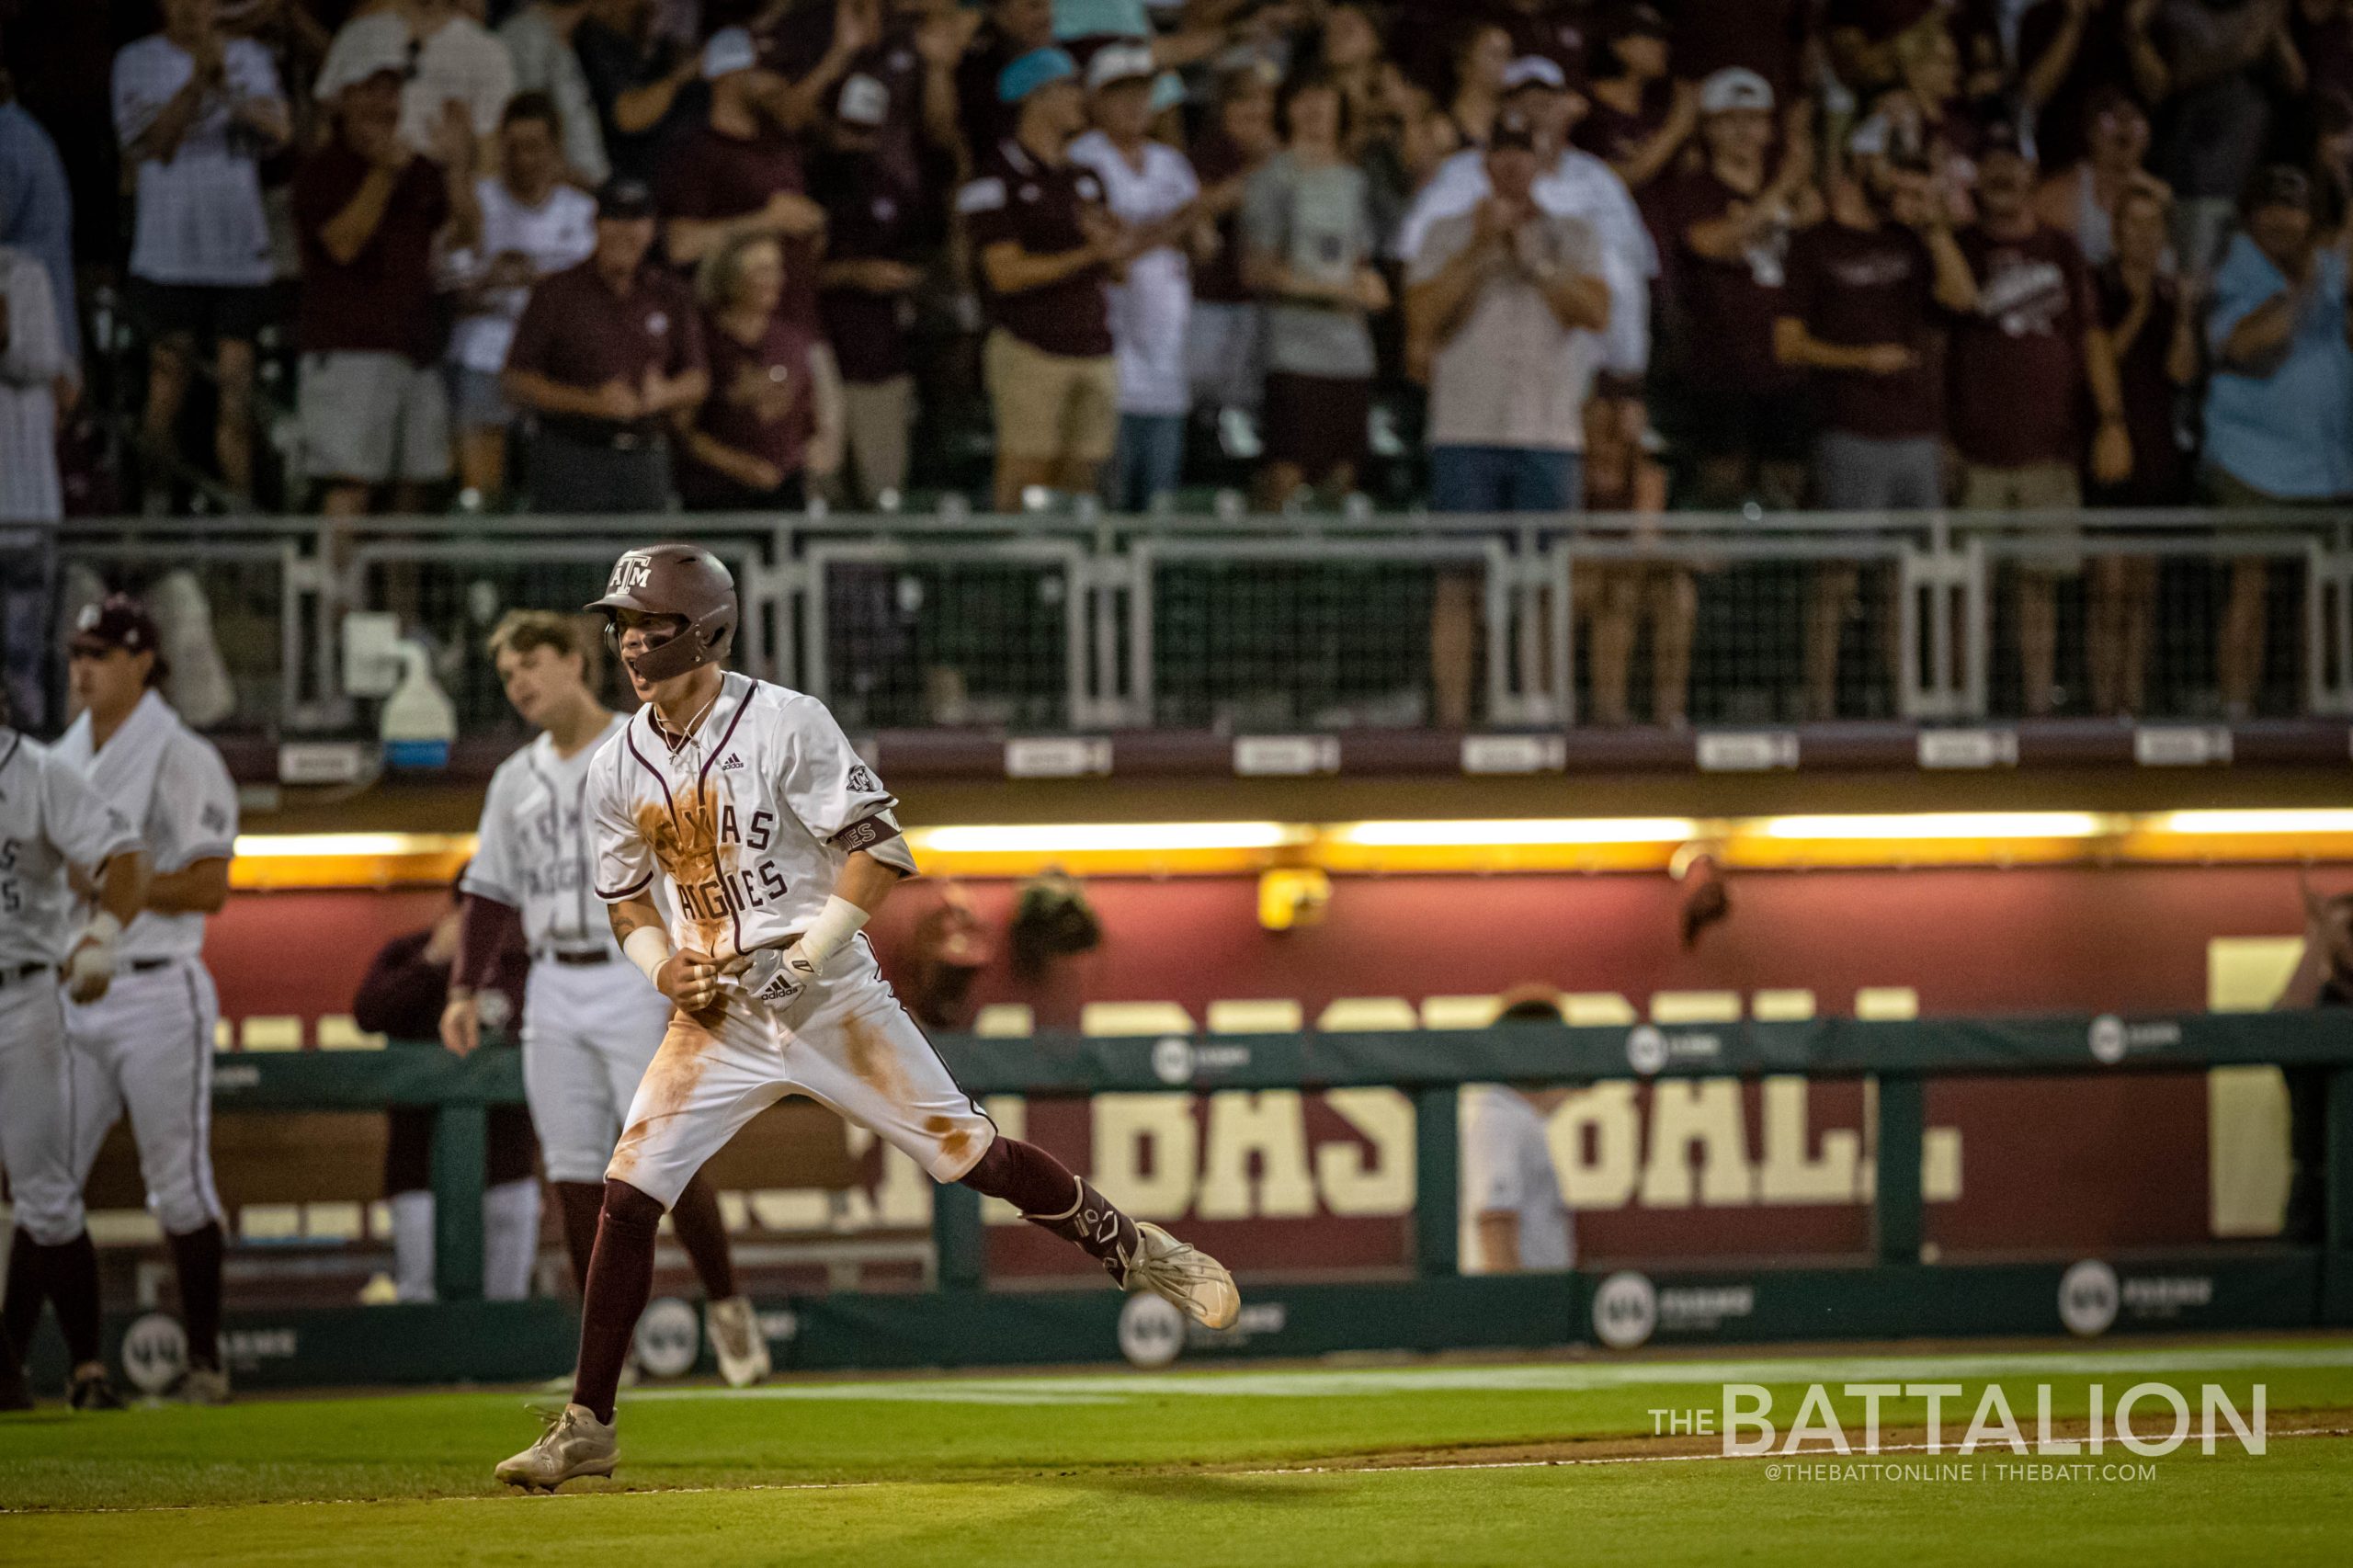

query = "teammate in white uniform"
440;610;763;1384
0;685;147;1411
51;597;240;1405
497;544;1241;1489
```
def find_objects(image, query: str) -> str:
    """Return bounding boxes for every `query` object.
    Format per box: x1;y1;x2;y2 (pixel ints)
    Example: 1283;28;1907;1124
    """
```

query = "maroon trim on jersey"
829;814;903;853
623;722;676;820
595;870;655;902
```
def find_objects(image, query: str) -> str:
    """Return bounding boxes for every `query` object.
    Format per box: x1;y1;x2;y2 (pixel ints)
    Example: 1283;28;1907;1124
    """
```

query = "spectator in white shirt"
497;0;610;187
113;0;291;507
1068;46;1203;511
315;0;515;163
1461;990;1575;1274
439;94;597;507
1395;56;1654;392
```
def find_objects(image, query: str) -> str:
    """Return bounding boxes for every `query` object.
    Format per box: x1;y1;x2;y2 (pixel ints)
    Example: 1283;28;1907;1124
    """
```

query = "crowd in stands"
6;0;2353;720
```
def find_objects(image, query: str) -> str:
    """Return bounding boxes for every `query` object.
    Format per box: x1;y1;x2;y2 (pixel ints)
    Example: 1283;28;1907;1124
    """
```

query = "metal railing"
34;506;2353;738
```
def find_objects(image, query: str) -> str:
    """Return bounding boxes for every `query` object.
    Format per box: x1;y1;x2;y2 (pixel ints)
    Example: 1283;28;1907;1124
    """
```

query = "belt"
0;961;51;989
128;957;179;973
541;417;663;452
542;949;612;968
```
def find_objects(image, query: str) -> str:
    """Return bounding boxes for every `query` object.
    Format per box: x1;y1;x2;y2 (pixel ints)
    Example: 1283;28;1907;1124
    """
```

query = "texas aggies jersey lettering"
587;673;915;957
463;714;631;956
0;730;143;969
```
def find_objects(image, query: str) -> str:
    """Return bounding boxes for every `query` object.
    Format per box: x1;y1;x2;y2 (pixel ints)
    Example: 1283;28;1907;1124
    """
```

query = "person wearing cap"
502;177;710;513
1651;65;1819;511
1243;69;1389;507
111;0;291;510
1776;115;1978;718
1395;55;1655;415
959;46;1131;511
1408;108;1609;514
2202;162;2353;713
1949;117;2131;719
659;28;827;273
438;93;598;509
313;0;515;164
291;65;483;517
573;0;710;186
1575;4;1697;192
51;594;241;1404
1070;42;1207;510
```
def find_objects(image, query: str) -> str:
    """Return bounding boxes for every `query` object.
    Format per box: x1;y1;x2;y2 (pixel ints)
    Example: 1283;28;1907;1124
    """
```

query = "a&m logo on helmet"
608;552;655;596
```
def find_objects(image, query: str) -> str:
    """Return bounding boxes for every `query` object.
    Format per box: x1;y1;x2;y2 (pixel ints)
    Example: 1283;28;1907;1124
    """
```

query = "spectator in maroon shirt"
293;66;482;517
1777;124;1978;717
502;178;710;512
1576;5;1698;191
2087;176;2200;714
660;28;827;272
1949;119;2131;717
959;46;1132;512
1656;67;1821;509
679;232;845;510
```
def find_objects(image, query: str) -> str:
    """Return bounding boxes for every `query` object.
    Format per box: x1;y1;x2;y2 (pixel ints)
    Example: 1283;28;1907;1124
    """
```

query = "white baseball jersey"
1462;1086;1573;1271
0;729;142;968
588;673;915;957
54;690;238;963
463;714;631;957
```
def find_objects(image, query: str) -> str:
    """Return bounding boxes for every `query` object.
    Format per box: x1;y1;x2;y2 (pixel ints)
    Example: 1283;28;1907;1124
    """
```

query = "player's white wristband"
622;925;674;985
796;895;870;973
76;911;122;950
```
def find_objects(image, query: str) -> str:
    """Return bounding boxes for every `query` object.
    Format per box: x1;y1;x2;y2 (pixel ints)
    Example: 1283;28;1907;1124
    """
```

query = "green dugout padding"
80;1012;2347;1383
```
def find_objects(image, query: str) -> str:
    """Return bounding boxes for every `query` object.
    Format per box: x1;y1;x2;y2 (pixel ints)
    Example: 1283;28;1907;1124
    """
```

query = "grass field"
6;1338;2352;1566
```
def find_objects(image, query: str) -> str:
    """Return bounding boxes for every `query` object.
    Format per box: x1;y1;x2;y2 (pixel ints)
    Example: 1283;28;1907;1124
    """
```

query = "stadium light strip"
1757;812;2112;840
912;823;1307;854
1333;818;1700;846
221;810;2353;889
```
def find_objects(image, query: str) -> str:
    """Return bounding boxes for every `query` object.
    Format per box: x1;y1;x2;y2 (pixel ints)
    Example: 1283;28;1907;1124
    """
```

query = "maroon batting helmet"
585;544;738;683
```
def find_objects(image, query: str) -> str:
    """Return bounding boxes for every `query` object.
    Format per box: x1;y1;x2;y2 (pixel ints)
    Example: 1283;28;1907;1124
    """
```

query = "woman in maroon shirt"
677;232;843;510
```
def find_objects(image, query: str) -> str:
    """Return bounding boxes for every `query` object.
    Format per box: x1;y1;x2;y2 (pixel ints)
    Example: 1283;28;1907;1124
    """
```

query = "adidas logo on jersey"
719;754;745;771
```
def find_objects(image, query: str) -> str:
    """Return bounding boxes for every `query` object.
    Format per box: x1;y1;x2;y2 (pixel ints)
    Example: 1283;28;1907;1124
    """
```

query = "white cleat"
1126;1223;1241;1330
706;1296;770;1388
495;1403;618;1492
174;1366;232;1406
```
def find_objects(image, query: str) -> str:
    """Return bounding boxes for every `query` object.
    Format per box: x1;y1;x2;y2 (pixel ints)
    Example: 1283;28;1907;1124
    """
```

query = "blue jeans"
1109;413;1188;512
1428;445;1583;514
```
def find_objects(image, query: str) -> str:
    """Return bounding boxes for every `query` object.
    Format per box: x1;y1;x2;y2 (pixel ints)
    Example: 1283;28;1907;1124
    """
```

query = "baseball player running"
441;609;765;1384
50;597;240;1404
0;685;147;1411
497;545;1238;1488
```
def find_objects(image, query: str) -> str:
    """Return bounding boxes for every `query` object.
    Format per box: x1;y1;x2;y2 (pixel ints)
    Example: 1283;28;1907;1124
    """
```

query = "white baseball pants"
521;958;674;1185
64;957;223;1235
0;971;88;1244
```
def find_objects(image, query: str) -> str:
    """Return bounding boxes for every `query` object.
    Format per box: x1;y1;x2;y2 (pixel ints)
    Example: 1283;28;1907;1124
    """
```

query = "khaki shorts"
1962;461;2082;576
300;351;451;484
985;329;1119;465
604;941;993;1207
